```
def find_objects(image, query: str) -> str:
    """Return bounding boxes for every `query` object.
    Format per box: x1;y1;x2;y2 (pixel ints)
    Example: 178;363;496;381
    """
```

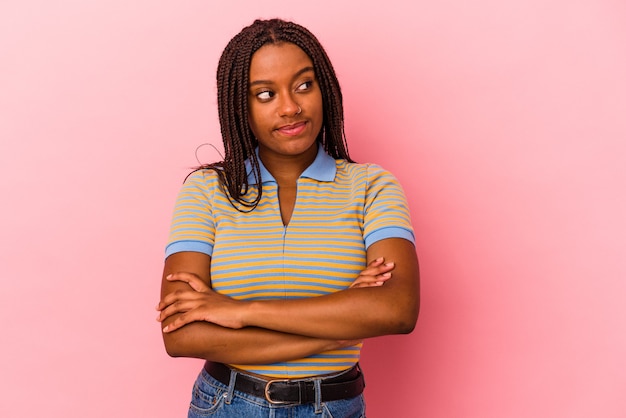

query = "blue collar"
245;143;337;184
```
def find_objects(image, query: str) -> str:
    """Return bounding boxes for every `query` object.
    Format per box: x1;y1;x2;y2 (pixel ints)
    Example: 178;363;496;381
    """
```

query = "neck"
259;144;318;184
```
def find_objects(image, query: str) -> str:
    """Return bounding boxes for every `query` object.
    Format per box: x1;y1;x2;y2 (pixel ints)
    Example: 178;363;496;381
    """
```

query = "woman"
157;18;419;417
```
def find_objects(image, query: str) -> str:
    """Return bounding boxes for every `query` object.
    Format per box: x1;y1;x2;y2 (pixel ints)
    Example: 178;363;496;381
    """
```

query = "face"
247;42;323;162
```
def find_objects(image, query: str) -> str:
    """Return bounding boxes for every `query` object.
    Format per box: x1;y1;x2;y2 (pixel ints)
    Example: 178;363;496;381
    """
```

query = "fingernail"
162;325;169;333
382;272;392;278
376;281;383;286
385;262;394;267
166;274;173;279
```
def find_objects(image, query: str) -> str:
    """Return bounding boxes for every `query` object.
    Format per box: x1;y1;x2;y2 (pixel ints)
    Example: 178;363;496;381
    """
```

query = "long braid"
196;18;353;211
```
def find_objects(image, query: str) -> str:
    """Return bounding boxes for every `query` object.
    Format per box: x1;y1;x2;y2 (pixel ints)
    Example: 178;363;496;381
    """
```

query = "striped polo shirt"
165;144;415;378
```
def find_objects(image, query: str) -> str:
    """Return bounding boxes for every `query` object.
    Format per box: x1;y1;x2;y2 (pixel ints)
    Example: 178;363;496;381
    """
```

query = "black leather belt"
203;361;365;405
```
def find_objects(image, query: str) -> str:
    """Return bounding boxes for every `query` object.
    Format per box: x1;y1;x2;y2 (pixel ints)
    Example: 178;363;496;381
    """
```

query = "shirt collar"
245;143;337;184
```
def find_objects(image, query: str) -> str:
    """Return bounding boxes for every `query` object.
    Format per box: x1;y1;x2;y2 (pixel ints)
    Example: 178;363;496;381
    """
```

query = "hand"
156;272;247;332
349;257;395;288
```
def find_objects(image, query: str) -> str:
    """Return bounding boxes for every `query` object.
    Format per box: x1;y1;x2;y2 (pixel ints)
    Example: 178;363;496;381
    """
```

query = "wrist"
241;300;257;328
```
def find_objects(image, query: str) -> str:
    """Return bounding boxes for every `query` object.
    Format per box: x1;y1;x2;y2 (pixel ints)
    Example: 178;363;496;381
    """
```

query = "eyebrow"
249;66;315;87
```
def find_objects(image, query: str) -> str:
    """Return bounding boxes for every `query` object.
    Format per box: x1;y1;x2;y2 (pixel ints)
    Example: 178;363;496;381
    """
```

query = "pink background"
1;1;625;417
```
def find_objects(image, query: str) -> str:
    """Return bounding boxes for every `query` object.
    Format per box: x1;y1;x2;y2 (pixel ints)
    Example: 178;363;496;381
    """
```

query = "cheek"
313;96;324;127
313;91;323;118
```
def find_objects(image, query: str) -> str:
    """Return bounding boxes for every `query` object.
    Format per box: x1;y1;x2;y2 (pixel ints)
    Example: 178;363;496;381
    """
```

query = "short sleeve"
362;164;415;249
164;170;218;258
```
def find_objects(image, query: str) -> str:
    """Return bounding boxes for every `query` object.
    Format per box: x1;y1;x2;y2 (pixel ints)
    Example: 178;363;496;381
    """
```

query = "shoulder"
183;168;222;189
173;168;226;205
337;160;401;185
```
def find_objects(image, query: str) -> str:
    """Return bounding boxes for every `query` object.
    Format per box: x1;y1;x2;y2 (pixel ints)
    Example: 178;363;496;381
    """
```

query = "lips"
276;121;307;136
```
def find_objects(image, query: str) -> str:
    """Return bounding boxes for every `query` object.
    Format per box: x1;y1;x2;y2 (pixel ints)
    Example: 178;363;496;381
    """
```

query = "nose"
277;93;300;117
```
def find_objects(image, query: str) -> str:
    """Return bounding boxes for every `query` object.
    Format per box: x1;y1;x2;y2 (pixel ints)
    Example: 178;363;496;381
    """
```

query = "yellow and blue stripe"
166;144;414;378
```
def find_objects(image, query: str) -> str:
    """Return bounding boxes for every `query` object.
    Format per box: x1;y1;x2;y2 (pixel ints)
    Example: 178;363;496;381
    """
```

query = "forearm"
162;320;344;364
160;252;341;364
244;286;416;340
242;238;419;340
159;240;419;350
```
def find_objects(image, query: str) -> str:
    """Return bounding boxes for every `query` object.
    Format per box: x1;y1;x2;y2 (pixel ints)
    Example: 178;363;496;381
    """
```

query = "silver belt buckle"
264;379;292;405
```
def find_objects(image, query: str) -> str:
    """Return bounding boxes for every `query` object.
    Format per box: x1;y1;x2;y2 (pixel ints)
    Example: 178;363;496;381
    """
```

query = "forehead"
249;42;313;80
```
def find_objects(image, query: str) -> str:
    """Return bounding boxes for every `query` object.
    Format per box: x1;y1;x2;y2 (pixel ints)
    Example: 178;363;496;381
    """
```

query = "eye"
256;90;274;101
296;80;313;92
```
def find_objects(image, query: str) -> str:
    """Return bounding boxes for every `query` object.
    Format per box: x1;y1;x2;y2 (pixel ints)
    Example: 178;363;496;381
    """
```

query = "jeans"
188;368;366;418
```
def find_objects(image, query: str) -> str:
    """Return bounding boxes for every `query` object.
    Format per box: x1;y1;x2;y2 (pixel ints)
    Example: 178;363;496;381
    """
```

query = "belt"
203;361;365;405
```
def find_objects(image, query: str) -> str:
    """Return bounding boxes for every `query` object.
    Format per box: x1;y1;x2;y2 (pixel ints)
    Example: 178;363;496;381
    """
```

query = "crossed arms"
157;237;419;365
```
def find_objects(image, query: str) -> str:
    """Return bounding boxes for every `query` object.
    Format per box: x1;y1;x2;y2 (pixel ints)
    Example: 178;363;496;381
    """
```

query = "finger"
361;271;392;284
162;306;213;333
166;272;209;292
157;298;198;322
359;261;395;277
350;281;384;289
162;311;198;333
163;304;210;332
350;272;391;288
368;257;385;267
166;272;210;292
157;287;205;311
157;287;189;311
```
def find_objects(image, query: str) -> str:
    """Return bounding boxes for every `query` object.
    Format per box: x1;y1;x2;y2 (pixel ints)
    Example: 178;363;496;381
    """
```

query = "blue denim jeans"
187;367;366;418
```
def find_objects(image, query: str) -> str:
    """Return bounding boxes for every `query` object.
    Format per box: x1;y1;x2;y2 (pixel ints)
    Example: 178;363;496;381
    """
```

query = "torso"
166;155;415;378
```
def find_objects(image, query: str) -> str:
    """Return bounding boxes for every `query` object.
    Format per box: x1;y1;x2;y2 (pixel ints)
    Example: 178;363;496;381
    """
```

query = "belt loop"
225;369;237;405
313;378;322;414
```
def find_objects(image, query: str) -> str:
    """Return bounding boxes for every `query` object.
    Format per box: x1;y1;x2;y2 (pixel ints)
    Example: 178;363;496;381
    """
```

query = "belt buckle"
264;379;292;405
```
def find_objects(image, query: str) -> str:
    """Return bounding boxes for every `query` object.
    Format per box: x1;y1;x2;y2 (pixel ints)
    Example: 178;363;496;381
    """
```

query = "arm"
161;165;418;342
161;238;419;341
159;251;358;364
243;237;419;339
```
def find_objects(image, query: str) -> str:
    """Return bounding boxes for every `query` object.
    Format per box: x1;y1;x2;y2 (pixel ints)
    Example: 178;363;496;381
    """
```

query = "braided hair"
199;18;353;210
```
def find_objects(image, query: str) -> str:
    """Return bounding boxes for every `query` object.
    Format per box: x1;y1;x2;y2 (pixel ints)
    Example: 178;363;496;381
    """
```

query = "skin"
157;42;420;365
247;42;324;224
158;253;396;364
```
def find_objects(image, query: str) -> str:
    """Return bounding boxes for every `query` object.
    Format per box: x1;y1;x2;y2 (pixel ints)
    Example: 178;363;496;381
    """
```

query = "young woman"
157;18;419;418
